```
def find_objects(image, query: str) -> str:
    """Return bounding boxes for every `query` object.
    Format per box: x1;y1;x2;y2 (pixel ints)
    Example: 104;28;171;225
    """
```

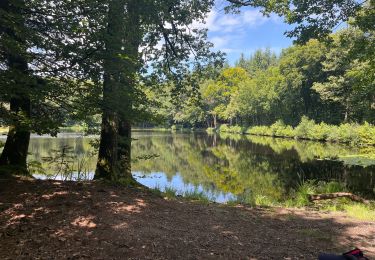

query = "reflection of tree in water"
27;132;375;200
132;132;375;202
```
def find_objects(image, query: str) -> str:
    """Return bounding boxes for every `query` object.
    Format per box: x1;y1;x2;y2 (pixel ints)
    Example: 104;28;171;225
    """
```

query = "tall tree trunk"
0;0;31;174
95;0;125;180
95;0;140;182
117;0;141;181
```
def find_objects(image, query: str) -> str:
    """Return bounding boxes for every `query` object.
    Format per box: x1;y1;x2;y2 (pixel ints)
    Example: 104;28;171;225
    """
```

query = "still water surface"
4;131;375;203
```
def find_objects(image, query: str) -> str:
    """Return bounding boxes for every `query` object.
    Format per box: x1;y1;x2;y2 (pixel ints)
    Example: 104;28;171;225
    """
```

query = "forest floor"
0;177;374;259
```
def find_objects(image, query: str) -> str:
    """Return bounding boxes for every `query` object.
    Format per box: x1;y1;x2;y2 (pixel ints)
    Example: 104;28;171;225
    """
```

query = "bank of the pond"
211;118;375;146
0;178;374;259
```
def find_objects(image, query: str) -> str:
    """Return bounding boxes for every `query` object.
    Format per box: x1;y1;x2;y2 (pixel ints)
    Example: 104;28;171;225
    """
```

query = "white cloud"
196;8;281;33
210;36;231;49
191;6;289;63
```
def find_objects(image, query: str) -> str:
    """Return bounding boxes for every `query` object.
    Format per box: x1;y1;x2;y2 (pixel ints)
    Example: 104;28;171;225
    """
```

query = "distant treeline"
148;27;374;129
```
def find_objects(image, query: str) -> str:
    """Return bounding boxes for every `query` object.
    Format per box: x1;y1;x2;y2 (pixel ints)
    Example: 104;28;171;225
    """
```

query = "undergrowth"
214;117;375;146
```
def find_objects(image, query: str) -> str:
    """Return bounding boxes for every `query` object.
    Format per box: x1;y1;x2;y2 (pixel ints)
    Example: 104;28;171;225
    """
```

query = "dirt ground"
0;178;374;259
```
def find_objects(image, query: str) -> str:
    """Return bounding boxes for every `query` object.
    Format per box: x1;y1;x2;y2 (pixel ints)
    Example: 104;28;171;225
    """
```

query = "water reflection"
3;131;374;203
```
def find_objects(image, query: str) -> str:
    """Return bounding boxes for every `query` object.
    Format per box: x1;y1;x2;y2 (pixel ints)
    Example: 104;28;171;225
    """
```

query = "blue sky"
204;3;296;65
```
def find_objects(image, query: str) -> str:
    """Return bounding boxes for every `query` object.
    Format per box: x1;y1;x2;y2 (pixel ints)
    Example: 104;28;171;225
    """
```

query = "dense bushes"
215;117;375;146
218;124;245;134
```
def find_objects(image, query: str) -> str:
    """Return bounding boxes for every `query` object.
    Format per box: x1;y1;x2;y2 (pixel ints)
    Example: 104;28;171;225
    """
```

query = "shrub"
336;123;358;144
226;118;375;147
219;124;245;134
270;120;295;138
247;126;273;136
206;127;215;134
294;116;316;139
219;124;229;133
230;125;245;134
309;122;331;141
355;122;375;145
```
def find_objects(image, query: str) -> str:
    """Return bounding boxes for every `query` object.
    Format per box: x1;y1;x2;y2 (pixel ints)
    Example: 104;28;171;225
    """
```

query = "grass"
320;199;375;221
164;186;178;199
283;180;375;221
344;204;375;221
183;189;212;203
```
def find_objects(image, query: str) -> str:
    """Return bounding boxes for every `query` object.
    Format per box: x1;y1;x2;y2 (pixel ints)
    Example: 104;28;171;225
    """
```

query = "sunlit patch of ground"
0;178;374;259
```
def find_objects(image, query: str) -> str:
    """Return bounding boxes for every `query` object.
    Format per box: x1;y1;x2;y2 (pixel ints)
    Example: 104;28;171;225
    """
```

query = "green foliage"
270;120;295;138
246;119;375;146
289;180;347;208
218;124;245;134
343;204;375;221
163;187;178;199
294;116;316;139
246;126;272;136
293;181;316;207
206;127;215;134
146;27;374;130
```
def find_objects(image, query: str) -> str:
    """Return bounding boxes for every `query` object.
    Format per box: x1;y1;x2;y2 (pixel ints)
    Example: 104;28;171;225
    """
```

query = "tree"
235;66;284;125
201;67;248;127
235;48;278;76
278;39;330;124
313;28;375;122
225;0;364;43
93;0;221;181
0;0;31;171
0;0;86;173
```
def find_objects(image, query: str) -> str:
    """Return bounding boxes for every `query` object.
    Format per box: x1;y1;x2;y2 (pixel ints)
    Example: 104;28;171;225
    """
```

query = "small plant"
293;180;316;207
27;160;46;175
40;145;95;181
163;186;178;199
183;189;212;203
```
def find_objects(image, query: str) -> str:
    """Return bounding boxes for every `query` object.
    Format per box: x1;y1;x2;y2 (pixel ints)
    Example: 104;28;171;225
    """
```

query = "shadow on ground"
0;178;374;259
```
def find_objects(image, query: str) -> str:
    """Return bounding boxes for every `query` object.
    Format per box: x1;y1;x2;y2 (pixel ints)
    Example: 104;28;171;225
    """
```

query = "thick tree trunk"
95;0;140;182
0;98;31;172
118;120;132;178
95;101;119;180
95;0;125;181
0;0;31;174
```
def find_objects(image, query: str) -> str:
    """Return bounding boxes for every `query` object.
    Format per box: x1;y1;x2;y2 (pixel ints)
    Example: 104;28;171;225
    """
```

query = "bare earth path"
0;178;374;259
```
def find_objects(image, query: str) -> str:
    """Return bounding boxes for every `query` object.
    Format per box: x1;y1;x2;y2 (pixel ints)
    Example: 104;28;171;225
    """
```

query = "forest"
152;28;375;132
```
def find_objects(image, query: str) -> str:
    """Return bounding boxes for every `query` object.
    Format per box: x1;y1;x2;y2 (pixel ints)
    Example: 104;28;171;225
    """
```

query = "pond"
2;131;375;203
